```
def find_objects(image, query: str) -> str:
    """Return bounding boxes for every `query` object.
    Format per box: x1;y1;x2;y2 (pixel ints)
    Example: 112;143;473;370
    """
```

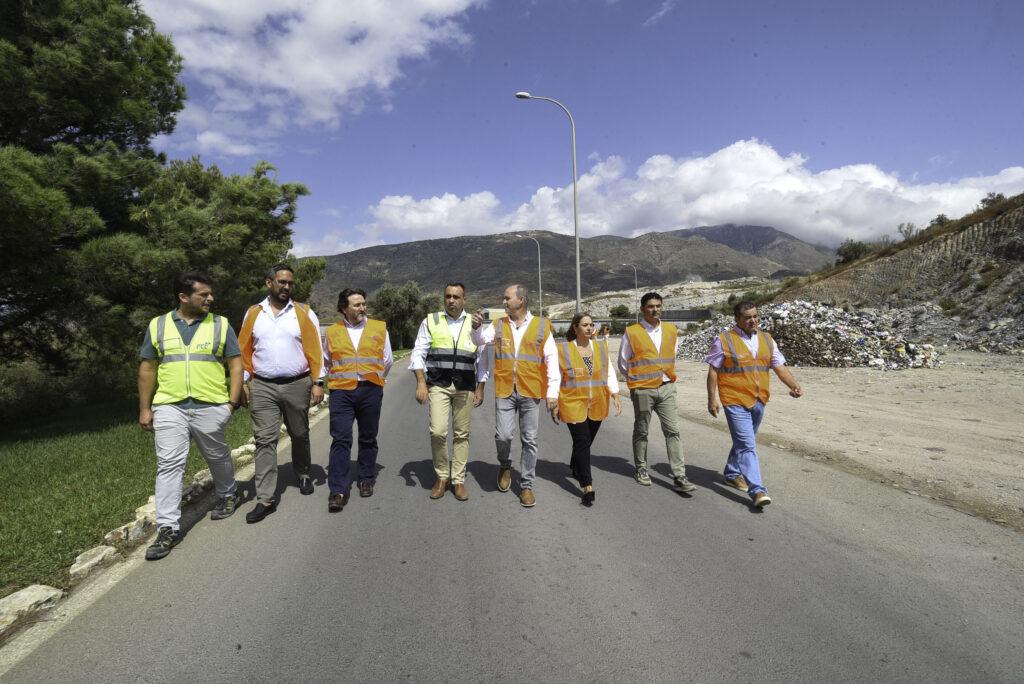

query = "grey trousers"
250;376;313;504
153;403;236;530
495;389;541;490
630;382;686;478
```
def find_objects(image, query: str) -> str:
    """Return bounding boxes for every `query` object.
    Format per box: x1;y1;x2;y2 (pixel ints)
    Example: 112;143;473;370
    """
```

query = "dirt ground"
664;350;1024;534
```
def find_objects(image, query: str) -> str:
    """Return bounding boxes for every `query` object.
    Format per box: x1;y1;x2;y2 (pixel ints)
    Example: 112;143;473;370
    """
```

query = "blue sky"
143;0;1024;256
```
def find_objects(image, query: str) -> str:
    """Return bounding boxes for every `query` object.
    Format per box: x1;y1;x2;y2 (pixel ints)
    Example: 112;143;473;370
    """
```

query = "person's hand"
612;394;622;416
471;308;485;329
546;398;559;424
473;388;484;408
789;385;803;398
139;407;154;432
310;383;325;406
415;381;428;405
708;399;721;418
240;383;250;408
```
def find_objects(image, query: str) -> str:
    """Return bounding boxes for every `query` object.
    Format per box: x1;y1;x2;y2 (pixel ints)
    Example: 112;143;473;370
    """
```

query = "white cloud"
350;139;1024;249
642;0;676;27
142;0;482;155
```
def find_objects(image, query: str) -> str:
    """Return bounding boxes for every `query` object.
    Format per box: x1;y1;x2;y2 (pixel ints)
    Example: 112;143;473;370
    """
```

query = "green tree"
609;304;631;318
0;0;185;153
369;282;441;350
896;222;919;241
929;214;951;227
978;192;1007;210
835;238;871;264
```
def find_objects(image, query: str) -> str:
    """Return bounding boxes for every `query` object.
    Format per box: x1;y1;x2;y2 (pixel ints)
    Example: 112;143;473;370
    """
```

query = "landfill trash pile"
678;300;942;369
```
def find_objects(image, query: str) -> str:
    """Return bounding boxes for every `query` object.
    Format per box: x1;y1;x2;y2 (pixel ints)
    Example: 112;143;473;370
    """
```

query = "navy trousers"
328;383;384;495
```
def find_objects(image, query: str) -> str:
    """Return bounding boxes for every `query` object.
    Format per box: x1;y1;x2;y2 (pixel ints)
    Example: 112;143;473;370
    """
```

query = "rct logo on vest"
194;341;212;351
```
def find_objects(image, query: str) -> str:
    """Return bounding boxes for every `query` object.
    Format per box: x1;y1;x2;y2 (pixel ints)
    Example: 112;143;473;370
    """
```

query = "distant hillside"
675;224;834;277
310;226;833;314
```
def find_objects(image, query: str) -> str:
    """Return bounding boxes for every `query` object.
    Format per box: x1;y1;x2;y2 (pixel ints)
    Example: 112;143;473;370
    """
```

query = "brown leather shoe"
430;478;449;499
724;474;749;492
358;481;374;498
452;483;469;501
497;467;512;492
520;489;536;507
753;491;772;508
328;493;347;512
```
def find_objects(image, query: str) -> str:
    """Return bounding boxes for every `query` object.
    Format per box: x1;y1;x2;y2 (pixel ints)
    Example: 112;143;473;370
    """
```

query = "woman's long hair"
566;312;593;342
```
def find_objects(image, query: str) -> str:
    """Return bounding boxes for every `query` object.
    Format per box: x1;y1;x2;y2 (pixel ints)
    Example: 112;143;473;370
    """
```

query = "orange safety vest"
325;319;387;389
493;316;551;399
624;322;677;389
717;329;773;408
238;301;323;379
557;339;610;423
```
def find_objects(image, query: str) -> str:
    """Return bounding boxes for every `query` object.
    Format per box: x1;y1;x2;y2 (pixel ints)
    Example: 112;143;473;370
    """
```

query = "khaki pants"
630;382;686;478
428;383;474;484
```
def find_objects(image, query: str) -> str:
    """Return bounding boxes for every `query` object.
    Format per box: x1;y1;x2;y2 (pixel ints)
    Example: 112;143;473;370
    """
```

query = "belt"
253;371;310;385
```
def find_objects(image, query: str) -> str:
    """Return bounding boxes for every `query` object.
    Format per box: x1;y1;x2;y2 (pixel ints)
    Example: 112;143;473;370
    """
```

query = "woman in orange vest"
551;313;622;505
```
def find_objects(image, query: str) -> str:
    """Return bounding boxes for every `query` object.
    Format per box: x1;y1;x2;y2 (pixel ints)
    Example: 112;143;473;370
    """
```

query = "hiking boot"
634;466;652;486
145;527;183;561
673;476;697;493
210;493;239;520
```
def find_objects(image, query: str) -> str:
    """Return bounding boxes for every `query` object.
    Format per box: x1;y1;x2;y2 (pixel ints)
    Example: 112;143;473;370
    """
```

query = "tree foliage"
978;192;1007;210
896;222;919;241
609;304;631;318
369;282;441;350
835;238;871;265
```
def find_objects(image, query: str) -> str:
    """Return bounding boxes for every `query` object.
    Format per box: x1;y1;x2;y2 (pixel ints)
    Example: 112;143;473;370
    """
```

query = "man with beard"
238;264;326;523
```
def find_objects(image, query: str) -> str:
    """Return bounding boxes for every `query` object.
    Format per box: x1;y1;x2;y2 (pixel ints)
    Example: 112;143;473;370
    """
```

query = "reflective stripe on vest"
493;316;550;398
326;319;387;389
425;312;476;374
557;339;609;423
150;312;229;405
717;330;772;408
624;323;677;388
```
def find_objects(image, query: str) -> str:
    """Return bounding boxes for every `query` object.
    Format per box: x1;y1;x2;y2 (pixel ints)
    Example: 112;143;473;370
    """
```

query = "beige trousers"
428;383;474;484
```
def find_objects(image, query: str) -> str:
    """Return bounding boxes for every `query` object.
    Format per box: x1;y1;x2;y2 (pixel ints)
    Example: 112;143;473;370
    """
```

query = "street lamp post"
621;263;639;322
516;234;542;316
515;91;581;313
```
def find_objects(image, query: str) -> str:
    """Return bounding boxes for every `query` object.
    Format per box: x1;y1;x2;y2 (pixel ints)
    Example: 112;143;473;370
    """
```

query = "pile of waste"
678;300;941;369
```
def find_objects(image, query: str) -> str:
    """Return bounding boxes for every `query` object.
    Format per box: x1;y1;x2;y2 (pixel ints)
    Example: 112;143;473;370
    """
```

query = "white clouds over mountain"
303;139;1022;255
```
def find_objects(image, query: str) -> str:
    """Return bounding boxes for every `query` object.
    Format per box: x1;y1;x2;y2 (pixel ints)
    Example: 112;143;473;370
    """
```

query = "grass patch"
0;399;253;598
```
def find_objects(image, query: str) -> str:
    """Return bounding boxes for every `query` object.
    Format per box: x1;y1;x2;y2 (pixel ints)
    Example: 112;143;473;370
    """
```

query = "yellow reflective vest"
425;312;478;391
149;312;229;405
557;339;610;423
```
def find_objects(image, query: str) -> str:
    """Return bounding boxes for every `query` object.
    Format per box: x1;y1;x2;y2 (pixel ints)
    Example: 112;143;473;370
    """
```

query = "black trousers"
567;418;602;488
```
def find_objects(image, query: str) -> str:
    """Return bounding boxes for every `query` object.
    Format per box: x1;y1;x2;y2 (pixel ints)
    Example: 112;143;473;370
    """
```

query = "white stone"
0;585;63;636
103;523;133;545
135;501;156;524
69;546;117;583
128;518;155;541
192;469;213;488
231;444;255;457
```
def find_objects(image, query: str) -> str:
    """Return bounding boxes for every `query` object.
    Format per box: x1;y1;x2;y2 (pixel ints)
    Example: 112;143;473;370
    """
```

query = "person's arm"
138;359;158;432
473;344;488;407
773;365;803;398
227;355;243;411
409;318;432;404
542;333;559;412
706;364;721;417
617;330;632;378
605;344;622;415
382;331;393;377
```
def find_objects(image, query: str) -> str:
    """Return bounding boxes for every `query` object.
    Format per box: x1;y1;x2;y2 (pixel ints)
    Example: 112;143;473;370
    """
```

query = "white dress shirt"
409;310;489;383
322;318;394;379
616;318;681;382
471;312;560;400
245;297;326;382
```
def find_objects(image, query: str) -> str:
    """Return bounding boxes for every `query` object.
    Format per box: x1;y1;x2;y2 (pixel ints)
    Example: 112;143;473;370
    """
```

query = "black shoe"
210;493;239;520
328;493;347;512
299;475;314;495
581;490;595;506
145;527;183;560
245;502;276;524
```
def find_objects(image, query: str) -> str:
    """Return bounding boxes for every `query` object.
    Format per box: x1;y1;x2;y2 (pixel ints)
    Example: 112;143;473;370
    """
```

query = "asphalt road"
2;358;1023;683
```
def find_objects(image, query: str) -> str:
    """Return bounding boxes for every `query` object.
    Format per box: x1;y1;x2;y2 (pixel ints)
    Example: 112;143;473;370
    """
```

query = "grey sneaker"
210;493;239;520
634;466;652;486
673;476;697;493
145;527;183;561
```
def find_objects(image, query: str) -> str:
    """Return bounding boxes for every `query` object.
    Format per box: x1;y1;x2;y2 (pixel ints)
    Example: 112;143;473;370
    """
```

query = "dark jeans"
328;383;384;495
566;418;602;488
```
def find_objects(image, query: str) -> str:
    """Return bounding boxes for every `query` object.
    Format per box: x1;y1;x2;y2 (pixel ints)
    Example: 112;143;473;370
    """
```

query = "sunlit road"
2;357;1022;683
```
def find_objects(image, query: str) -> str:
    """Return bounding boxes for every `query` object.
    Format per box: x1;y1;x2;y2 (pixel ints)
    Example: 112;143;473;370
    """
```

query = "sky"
141;0;1024;257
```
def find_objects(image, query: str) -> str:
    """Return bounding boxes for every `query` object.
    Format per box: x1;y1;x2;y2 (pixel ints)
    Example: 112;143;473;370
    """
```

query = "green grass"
0;399;253;598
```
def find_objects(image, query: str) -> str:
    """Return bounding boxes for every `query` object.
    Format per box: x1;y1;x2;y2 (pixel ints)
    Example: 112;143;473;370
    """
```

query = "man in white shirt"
410;283;487;501
471;284;559;508
617;292;695;493
238;264;326;524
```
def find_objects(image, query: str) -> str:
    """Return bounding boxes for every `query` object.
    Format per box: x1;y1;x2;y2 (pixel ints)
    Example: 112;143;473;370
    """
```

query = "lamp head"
515;91;532;99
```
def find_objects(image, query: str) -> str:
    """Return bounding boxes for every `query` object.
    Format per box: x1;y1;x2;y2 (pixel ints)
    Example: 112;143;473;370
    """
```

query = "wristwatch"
315;380;325;387
228;401;241;409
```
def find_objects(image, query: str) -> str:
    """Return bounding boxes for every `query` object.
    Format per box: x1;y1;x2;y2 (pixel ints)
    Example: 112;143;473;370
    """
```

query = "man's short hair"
640;292;663;307
514;284;528;305
338;287;367;312
267;263;294;280
733;301;758;317
175;272;212;297
444;282;466;296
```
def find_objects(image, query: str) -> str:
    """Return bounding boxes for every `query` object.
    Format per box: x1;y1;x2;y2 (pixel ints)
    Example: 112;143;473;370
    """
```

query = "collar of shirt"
733;325;757;339
444;310;467;324
508;311;533;329
344;318;366;330
172;310;205;327
640;318;660;333
259;296;294;317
